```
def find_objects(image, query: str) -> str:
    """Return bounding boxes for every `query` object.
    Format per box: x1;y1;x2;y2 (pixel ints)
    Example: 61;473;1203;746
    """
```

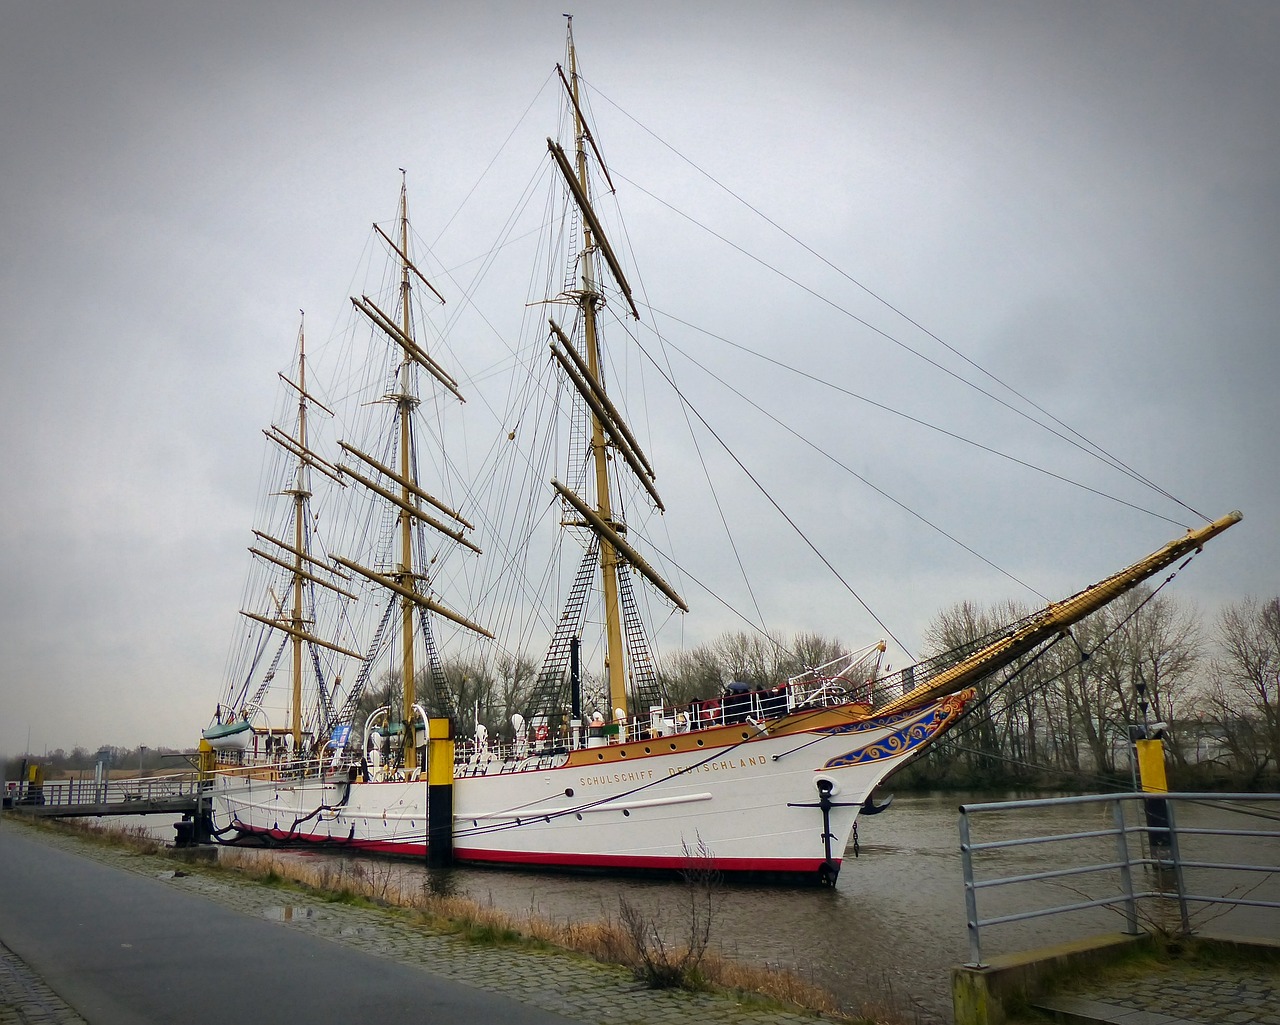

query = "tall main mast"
335;175;492;766
395;179;418;737
290;320;309;751
565;21;629;720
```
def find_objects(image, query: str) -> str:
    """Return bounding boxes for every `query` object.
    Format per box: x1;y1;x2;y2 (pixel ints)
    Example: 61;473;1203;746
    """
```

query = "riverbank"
1;813;894;1024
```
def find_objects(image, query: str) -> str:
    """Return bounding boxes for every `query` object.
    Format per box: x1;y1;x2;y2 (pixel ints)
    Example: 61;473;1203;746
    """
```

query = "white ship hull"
212;692;970;884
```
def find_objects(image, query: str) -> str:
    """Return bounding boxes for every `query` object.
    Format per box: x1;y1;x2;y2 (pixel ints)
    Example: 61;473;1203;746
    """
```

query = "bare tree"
924;599;1035;784
917;589;1201;786
445;658;500;737
789;631;849;674
494;652;538;732
1071;590;1202;773
712;630;790;688
656;630;851;705
353;670;401;729
657;646;722;704
1205;596;1280;785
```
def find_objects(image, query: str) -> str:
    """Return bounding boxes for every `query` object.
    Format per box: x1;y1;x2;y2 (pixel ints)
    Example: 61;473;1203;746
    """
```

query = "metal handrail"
5;772;204;808
959;791;1280;967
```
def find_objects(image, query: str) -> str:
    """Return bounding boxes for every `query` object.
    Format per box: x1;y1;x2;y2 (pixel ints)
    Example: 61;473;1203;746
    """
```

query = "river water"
106;791;1279;1024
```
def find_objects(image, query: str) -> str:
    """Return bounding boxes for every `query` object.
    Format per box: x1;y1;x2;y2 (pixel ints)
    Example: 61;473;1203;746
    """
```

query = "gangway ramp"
5;772;203;818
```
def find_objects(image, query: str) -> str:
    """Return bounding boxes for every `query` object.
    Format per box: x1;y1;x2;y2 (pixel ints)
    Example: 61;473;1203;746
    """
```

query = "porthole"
696;739;704;747
644;746;652;754
623;809;630;816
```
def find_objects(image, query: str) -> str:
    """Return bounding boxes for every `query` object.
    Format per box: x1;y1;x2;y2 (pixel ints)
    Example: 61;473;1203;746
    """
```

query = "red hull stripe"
452;847;838;874
241;826;836;875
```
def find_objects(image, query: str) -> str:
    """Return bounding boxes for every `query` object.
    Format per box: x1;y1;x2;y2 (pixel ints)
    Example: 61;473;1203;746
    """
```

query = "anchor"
789;777;891;885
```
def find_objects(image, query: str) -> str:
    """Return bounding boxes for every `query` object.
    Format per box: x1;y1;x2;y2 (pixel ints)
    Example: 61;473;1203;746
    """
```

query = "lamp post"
138;745;146;778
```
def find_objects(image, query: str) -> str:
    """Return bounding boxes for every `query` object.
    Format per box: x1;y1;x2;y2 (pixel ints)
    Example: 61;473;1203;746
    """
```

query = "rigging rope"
584;77;1208;524
645;306;1189;530
609;313;911;652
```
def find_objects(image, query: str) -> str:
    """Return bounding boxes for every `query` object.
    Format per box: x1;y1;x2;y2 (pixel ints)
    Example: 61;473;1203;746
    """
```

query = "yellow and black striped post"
427;717;454;867
1132;715;1172;851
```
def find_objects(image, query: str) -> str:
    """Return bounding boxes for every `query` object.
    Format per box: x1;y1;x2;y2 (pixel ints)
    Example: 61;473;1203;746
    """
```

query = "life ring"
534;724;550;742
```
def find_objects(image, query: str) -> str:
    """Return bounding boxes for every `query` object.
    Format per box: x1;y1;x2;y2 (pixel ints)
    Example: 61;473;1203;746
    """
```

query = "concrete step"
1031;994;1204;1025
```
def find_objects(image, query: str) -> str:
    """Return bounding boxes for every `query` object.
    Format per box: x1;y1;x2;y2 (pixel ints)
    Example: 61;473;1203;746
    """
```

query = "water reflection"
263;905;316;922
423;867;463;898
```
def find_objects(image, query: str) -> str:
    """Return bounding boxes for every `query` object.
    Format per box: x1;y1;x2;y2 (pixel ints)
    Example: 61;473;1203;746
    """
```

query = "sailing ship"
204;23;1240;884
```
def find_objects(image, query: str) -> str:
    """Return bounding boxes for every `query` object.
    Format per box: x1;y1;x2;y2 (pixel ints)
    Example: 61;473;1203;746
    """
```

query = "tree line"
2;745;185;781
896;590;1279;791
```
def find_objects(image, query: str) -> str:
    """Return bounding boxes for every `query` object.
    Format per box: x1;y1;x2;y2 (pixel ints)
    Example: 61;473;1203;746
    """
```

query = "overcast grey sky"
2;1;1276;758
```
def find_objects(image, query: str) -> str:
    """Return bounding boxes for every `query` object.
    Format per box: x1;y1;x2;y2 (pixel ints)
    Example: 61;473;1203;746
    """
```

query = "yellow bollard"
427;718;454;867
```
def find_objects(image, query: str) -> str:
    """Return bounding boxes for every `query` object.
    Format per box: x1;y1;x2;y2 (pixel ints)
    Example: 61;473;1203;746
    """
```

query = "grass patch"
24;814;166;855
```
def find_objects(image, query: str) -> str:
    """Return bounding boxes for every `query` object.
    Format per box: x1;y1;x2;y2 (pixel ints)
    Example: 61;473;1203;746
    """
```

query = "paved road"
0;818;585;1025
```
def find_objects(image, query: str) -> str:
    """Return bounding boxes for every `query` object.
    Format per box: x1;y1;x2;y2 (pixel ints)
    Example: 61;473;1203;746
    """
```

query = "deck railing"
958;791;1280;967
203;675;877;781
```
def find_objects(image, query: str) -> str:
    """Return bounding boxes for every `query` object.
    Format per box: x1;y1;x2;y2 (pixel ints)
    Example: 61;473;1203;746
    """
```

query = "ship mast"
395;179;418;739
240;316;363;753
290;319;309;752
334;176;492;766
566;21;628;721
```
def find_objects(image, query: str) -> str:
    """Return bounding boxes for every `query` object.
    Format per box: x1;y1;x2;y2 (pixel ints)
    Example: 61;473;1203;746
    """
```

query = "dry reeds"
46;817;165;854
212;847;855;1016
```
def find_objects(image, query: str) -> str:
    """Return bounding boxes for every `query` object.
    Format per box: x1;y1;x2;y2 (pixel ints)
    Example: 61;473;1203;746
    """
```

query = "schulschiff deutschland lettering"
576;755;770;789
